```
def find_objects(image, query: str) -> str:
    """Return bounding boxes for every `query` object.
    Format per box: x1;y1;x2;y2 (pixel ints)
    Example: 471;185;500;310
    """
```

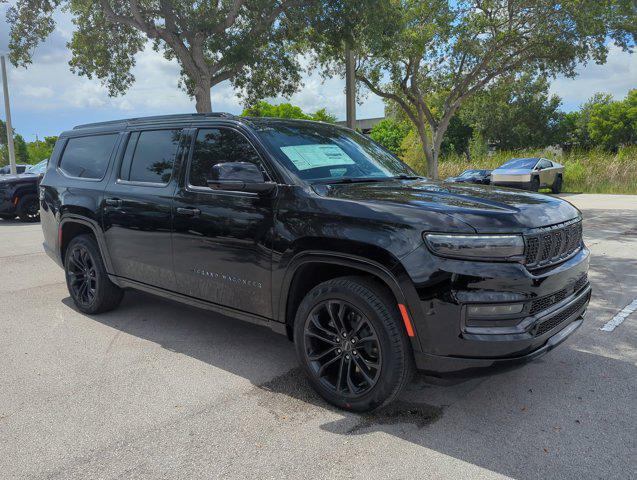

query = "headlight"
424;233;525;261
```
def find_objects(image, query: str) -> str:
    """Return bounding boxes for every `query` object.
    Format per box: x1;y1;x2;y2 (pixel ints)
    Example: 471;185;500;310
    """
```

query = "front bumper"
491;181;533;190
399;243;590;378
414;288;589;378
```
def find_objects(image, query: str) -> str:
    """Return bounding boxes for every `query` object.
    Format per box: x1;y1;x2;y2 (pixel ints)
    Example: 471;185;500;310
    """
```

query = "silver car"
490;157;564;193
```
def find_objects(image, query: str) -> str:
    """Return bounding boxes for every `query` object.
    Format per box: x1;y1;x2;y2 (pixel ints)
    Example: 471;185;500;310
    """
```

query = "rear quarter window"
59;134;118;179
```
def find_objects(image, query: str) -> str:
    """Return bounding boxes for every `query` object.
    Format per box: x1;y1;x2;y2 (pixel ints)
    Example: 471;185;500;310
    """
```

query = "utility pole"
1;55;16;175
345;44;356;130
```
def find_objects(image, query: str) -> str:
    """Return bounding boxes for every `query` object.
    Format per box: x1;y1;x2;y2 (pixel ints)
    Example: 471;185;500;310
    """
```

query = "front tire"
530;177;540;192
64;234;124;314
0;214;16;220
16;194;40;222
551;175;563;194
294;276;414;412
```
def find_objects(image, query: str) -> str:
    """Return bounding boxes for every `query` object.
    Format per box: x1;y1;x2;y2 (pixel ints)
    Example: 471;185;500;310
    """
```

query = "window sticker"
280;144;355;171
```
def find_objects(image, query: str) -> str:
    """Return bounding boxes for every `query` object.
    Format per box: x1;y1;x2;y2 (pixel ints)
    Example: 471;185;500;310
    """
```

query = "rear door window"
120;129;181;184
59;134;118;179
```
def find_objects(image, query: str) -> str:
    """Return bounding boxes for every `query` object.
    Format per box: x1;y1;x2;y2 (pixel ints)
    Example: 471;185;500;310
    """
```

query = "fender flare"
277;250;423;351
59;214;116;276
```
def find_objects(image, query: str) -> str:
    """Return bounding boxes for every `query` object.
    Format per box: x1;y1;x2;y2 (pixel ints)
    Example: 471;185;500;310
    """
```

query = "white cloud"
19;85;54;99
550;45;637;110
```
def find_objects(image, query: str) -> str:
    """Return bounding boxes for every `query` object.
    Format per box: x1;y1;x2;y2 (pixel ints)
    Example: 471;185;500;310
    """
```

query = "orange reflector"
398;304;415;337
13;196;19;206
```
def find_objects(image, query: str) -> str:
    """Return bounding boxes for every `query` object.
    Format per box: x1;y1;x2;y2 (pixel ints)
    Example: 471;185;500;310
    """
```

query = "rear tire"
16;194;40;222
0;214;15;220
551;175;563;194
64;234;124;314
294;276;414;412
530;177;540;192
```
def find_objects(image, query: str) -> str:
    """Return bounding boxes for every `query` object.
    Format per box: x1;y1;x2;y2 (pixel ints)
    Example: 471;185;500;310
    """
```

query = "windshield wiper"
391;175;422;180
313;177;389;185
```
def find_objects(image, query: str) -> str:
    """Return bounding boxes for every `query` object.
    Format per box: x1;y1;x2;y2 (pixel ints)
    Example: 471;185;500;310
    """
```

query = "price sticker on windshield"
280;144;355;171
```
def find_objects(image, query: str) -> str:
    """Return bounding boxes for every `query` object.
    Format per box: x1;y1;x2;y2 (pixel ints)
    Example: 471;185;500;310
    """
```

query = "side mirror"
206;162;276;194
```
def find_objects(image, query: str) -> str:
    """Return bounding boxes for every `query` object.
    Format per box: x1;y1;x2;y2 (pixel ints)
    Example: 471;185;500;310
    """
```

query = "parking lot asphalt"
0;194;635;480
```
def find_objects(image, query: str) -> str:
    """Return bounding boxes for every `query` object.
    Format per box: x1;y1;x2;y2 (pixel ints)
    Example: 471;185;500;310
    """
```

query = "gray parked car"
490;157;564;193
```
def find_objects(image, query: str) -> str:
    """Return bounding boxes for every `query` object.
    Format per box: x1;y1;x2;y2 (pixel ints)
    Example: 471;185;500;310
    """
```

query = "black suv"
40;114;590;411
0;160;48;221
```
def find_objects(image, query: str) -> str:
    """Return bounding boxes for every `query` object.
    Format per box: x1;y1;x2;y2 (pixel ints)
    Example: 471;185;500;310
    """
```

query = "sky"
1;5;635;142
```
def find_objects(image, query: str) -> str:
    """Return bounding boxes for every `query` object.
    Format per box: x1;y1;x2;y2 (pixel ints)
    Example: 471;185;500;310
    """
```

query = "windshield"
25;159;48;175
458;170;484;178
253;122;416;182
499;158;538;170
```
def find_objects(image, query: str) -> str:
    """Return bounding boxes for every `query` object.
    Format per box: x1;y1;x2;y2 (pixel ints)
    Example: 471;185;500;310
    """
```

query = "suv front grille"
532;291;589;336
529;274;588;315
524;220;583;269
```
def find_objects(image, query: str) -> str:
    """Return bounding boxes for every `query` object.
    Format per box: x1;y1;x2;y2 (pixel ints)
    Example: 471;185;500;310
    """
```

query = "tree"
588;89;637;150
27;136;58;163
347;0;636;178
14;134;28;163
559;93;615;148
7;0;312;112
241;101;336;122
369;119;411;155
461;74;564;150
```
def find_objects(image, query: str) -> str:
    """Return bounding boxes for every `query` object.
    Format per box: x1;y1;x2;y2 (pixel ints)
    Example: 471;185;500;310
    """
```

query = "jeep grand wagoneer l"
39;113;590;411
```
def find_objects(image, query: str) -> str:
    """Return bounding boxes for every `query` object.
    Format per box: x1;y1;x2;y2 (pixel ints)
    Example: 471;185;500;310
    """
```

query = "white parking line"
600;298;637;332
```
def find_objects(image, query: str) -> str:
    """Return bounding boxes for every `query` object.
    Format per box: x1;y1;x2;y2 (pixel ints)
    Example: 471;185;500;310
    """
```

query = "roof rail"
73;112;236;130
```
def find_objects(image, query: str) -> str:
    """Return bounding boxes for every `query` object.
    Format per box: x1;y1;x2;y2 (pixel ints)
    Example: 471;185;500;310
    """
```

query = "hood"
314;179;580;232
0;173;39;184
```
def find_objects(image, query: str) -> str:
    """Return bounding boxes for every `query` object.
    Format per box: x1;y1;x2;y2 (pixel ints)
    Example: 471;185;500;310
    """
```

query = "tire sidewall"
17;194;40;222
64;236;105;314
294;280;408;411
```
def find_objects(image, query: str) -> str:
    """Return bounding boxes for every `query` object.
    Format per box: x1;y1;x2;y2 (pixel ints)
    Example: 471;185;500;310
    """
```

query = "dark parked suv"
40;114;591;411
0;159;48;221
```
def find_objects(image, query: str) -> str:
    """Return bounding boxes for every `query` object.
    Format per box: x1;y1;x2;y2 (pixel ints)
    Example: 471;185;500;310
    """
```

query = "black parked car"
0;160;48;221
40;114;591;411
446;169;492;185
0;164;29;175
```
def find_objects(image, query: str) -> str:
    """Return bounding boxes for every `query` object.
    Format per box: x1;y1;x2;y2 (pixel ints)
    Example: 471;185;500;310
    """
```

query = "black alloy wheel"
64;234;124;314
66;243;98;308
303;300;382;398
294;277;414;412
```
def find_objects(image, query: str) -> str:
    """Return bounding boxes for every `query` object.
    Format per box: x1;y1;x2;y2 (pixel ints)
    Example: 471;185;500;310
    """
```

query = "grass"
402;144;637;194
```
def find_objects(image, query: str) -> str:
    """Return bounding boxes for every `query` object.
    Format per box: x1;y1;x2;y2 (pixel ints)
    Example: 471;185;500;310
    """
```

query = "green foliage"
7;0;311;112
587;89;637;150
369;119;411;155
323;0;636;178
468;131;487;160
241;101;336;122
13;134;28;163
461;74;564;150
26;136;57;163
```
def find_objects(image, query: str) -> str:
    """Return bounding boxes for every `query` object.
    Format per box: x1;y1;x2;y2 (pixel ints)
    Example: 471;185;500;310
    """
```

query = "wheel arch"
278;250;421;351
59;215;116;279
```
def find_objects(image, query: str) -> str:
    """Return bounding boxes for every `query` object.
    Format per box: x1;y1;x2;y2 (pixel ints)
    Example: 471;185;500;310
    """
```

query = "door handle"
176;207;201;217
105;198;123;207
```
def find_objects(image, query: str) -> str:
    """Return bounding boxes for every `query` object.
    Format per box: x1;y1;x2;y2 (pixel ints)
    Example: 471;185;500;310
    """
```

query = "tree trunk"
415;124;436;179
193;77;212;113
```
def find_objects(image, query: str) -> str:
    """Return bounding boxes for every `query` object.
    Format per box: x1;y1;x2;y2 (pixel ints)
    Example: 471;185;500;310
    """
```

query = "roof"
73;112;237;130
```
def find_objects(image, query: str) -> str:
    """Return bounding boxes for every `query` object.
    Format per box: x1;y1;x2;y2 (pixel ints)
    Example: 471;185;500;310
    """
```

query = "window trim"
116;128;183;187
57;133;119;182
184;126;272;195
